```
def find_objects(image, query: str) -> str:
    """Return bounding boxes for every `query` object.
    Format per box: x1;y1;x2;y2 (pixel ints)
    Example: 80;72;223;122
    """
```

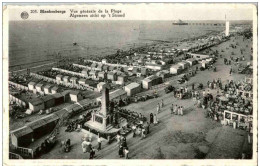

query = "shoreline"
9;29;222;74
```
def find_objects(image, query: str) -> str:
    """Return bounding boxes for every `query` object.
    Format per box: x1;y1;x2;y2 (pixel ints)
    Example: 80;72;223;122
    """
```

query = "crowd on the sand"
56;78;253;159
195;78;253;131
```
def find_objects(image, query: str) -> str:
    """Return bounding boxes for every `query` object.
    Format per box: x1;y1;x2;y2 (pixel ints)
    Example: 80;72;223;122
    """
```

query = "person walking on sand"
153;114;158;124
177;106;181;115
185;86;188;93
180;106;184;116
230;67;233;76
157;103;160;114
150;113;154;124
207;81;210;88
161;99;164;108
170;104;174;114
174;104;178;115
146;122;150;134
141;127;146;139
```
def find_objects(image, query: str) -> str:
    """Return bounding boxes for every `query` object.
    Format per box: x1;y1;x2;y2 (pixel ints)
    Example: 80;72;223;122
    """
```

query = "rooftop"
70;91;80;96
10;126;33;138
28;82;36;86
125;82;140;89
143;75;161;82
29;98;43;106
110;89;127;100
41;95;55;102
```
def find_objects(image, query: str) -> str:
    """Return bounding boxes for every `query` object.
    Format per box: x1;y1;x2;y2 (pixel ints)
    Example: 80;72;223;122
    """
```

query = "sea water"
9;20;224;67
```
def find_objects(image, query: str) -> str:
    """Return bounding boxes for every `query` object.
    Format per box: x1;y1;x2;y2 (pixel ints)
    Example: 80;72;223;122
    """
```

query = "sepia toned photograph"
3;2;257;165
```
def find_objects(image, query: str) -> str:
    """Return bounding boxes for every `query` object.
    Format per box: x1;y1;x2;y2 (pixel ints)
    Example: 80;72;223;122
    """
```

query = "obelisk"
100;87;109;117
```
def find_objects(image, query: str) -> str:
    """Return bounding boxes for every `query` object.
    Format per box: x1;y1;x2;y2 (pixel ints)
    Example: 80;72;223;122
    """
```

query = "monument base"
84;121;120;133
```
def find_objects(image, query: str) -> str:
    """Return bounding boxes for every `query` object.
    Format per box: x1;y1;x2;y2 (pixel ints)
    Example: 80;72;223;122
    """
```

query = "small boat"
173;19;188;25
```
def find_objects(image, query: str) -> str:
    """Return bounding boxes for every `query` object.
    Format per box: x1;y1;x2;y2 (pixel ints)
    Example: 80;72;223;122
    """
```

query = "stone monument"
88;87;113;131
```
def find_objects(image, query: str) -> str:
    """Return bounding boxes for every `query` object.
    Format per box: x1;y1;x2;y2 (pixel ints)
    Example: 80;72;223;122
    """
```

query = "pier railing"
10;145;34;159
9;152;23;159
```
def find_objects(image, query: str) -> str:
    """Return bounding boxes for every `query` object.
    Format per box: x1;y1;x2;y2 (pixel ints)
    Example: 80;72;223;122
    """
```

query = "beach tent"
28;98;44;112
186;58;198;66
51;86;60;94
170;64;182;74
35;83;44;93
26;119;47;139
178;61;190;69
28;82;36;91
61;90;72;102
78;78;87;85
56;74;63;83
44;84;53;95
124;82;141;96
41;95;55;109
40;113;60;133
52;93;64;105
10;126;33;147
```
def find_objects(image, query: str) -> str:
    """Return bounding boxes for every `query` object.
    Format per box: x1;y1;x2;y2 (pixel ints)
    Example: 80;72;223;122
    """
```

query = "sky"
5;3;256;21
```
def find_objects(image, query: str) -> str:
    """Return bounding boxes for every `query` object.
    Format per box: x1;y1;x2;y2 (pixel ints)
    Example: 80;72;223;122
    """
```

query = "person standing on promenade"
116;132;121;146
89;147;96;159
81;138;88;153
124;147;129;159
119;144;124;158
97;135;102;151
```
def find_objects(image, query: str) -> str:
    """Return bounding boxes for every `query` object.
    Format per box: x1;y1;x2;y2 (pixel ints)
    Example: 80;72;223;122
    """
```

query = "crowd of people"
81;136;96;159
61;139;71;153
116;132;129;158
65;113;90;132
170;104;184;116
156;99;164;113
174;86;193;100
196;78;253;130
